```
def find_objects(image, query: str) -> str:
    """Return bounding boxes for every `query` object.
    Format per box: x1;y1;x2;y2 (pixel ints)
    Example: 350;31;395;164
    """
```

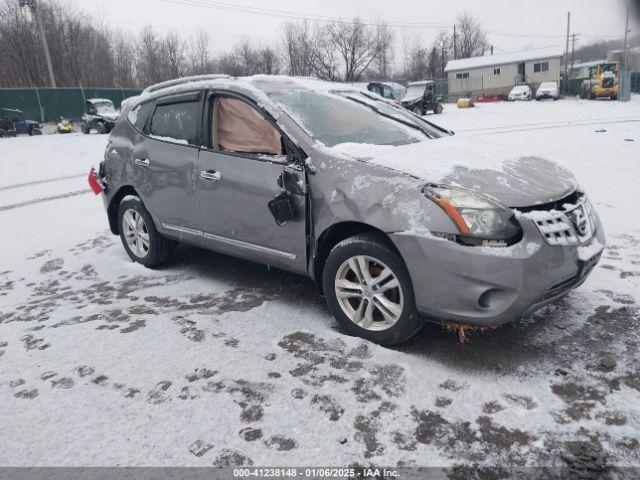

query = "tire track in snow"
0;174;85;192
0;189;90;212
463;117;640;135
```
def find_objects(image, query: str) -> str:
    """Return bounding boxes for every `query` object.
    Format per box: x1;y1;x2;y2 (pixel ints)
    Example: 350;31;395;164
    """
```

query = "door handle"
134;158;150;167
200;170;221;181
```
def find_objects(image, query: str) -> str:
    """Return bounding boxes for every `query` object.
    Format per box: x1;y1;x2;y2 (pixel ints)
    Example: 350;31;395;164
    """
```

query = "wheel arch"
107;185;141;235
312;221;403;295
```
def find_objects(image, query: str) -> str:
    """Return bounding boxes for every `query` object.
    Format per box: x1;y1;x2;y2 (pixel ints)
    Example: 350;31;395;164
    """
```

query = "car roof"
125;74;367;113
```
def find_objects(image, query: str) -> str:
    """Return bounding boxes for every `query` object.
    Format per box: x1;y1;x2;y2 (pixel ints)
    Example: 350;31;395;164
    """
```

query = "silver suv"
91;74;604;345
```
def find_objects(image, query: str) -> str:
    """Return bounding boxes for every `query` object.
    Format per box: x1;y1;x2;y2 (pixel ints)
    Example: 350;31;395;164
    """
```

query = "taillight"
88;167;104;195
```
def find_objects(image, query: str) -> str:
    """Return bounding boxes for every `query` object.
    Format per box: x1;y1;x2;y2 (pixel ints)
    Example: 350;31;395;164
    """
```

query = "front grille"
535;215;578;246
519;193;597;247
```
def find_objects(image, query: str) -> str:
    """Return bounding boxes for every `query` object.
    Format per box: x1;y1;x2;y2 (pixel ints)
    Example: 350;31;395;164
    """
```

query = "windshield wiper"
343;95;435;139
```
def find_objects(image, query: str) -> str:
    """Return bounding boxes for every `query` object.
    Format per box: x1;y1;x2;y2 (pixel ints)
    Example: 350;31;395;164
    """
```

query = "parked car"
81;98;120;134
367;82;400;104
536;82;559;100
508;85;533;101
57;117;74;133
401;80;443;114
91;75;604;345
0;108;42;136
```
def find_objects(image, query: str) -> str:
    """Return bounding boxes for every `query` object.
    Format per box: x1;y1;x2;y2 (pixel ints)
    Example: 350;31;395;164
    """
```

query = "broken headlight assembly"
423;184;522;246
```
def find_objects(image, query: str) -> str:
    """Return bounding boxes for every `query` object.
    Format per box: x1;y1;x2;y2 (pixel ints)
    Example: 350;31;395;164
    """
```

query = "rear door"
196;92;307;273
132;92;202;232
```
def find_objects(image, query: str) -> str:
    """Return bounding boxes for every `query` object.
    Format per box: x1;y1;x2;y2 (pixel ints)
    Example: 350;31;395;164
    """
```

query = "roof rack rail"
143;74;233;94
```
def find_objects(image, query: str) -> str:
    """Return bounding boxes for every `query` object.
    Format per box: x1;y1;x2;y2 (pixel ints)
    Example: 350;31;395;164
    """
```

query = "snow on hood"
327;136;578;208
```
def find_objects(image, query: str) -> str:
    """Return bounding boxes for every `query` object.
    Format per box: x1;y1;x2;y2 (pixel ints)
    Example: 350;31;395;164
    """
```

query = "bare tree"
162;31;186;79
455;12;488;59
188;29;213;75
429;30;452;77
113;30;136;88
401;34;429;81
327;18;377;81
371;22;393;79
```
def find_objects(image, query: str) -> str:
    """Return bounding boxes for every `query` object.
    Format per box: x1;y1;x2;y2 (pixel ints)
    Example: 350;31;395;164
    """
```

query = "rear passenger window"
128;102;153;131
149;101;200;145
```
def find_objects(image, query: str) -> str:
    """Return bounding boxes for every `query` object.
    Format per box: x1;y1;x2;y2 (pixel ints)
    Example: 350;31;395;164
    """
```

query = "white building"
444;47;564;100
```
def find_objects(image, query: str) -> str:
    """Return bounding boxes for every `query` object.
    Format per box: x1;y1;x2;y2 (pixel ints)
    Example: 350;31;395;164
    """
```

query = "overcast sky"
84;0;638;56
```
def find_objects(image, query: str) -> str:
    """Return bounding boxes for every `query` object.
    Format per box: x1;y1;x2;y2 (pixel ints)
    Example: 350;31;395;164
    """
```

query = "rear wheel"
434;103;443;114
95;122;106;134
412;105;424;116
322;233;422;345
117;196;172;268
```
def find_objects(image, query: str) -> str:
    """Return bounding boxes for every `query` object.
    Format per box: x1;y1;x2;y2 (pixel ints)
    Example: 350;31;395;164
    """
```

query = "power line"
162;0;600;39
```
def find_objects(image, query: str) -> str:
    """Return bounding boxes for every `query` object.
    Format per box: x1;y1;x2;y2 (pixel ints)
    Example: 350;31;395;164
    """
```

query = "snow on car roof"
444;46;564;72
124;74;366;112
87;98;114;103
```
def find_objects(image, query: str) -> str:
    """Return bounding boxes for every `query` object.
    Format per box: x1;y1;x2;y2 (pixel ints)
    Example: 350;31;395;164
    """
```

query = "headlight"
424;184;521;245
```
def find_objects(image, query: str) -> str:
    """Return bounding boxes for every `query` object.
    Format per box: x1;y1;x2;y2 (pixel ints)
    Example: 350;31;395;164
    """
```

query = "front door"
196;94;307;273
132;92;202;231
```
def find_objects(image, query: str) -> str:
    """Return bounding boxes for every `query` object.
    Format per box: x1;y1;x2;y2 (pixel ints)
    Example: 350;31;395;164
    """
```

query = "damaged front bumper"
390;208;605;328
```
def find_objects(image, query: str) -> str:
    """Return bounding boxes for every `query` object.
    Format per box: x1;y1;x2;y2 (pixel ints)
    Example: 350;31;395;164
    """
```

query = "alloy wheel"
122;209;150;258
334;255;404;331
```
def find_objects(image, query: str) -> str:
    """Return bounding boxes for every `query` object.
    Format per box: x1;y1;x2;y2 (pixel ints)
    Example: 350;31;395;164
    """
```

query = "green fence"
0;88;141;123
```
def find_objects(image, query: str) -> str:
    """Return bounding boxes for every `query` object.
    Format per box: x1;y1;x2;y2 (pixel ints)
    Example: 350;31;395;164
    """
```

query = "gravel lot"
1;97;639;473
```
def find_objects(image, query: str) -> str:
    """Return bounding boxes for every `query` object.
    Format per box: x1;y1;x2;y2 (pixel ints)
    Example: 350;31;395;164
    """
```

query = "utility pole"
570;33;579;73
21;0;56;87
622;7;630;69
563;12;570;93
453;24;457;60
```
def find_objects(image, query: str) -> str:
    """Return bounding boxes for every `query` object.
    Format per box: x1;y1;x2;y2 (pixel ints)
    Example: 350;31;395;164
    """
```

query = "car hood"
327;136;578;208
401;95;422;103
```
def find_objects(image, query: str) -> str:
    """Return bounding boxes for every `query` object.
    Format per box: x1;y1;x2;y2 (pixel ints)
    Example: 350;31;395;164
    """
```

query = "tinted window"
149;101;200;145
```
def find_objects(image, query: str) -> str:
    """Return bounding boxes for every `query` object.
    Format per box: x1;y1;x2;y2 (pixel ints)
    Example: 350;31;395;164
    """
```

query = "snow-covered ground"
0;97;639;472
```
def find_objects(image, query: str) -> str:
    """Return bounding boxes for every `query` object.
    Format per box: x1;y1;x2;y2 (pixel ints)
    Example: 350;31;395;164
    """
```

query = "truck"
580;62;619;100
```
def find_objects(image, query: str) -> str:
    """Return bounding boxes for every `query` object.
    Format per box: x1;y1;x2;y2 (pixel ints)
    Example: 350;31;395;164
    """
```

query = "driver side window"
212;97;283;156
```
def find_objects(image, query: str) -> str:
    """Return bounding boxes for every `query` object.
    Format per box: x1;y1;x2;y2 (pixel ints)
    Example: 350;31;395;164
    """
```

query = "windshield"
512;86;528;92
539;82;556;89
268;90;429;147
94;102;116;114
404;84;425;99
338;92;445;139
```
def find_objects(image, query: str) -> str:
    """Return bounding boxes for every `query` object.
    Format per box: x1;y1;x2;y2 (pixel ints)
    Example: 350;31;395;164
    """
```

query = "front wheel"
117;196;172;268
434;103;443;114
412;105;423;116
322;233;422;345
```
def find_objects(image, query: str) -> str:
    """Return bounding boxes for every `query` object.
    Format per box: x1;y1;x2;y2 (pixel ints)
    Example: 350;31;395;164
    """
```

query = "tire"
412;105;423;116
0;129;6;138
81;122;89;134
117;196;172;268
31;128;42;135
434;103;443;114
322;233;422;345
95;122;106;134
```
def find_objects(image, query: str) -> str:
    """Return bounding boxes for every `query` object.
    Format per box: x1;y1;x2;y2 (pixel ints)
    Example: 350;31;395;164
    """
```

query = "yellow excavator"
580;62;619;100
